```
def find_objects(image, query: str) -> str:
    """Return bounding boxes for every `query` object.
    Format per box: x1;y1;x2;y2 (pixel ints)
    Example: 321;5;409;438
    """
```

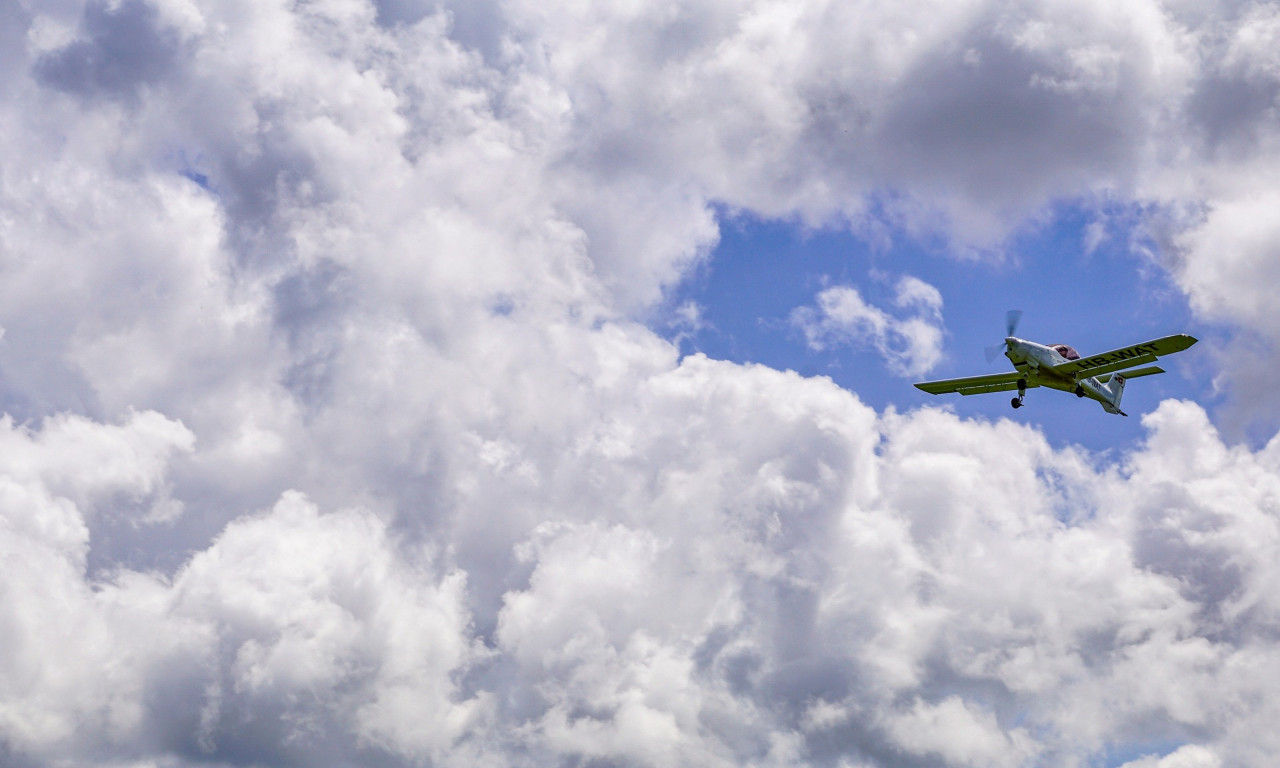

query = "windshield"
1052;344;1080;360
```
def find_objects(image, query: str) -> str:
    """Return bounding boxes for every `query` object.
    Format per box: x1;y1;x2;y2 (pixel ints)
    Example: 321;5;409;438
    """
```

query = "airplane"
914;311;1197;416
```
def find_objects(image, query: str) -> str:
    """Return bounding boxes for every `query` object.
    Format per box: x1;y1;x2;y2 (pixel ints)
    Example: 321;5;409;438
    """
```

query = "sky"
2;1;1280;767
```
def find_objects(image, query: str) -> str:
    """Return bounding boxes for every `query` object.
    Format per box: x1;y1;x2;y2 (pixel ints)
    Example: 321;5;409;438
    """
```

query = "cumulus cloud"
791;276;945;377
9;366;1280;766
3;0;1280;767
1120;744;1223;768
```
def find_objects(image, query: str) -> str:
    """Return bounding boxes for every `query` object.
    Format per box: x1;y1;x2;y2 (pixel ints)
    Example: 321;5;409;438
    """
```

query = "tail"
1098;373;1127;416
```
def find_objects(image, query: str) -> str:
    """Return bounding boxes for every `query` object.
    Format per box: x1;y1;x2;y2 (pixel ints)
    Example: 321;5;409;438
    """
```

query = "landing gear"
1075;385;1085;398
1010;378;1027;410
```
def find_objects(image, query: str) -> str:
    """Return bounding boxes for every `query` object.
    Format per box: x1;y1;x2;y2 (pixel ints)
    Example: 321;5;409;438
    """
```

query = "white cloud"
792;276;945;377
0;410;196;753
1174;190;1280;330
883;696;1036;767
4;0;1280;766
171;491;489;764
1120;744;1222;768
7;346;1280;766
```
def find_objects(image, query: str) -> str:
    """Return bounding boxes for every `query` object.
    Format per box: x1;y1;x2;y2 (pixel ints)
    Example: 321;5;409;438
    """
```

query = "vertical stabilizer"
1100;373;1127;416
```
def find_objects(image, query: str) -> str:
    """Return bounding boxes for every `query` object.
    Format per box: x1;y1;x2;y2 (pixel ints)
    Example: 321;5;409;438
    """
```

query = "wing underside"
1052;334;1197;378
915;373;1039;396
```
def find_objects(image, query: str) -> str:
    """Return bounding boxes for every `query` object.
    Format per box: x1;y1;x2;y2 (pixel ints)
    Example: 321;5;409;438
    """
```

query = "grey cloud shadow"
0;0;31;91
274;259;356;412
1129;483;1256;643
34;0;185;103
1187;73;1280;157
805;26;1144;220
373;0;506;64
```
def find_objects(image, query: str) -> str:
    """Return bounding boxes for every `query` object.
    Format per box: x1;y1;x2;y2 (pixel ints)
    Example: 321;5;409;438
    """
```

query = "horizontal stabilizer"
1117;365;1165;379
1097;366;1165;383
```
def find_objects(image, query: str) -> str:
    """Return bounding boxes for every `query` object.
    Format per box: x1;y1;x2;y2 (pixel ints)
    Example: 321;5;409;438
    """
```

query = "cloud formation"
2;0;1280;766
791;276;945;377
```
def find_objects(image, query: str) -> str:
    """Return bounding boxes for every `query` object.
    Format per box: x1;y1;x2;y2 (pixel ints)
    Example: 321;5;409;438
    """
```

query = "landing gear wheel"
1075;386;1085;398
1011;378;1027;410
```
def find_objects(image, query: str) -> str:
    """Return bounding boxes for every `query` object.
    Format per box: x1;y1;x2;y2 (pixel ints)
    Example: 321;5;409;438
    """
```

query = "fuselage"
1004;337;1121;410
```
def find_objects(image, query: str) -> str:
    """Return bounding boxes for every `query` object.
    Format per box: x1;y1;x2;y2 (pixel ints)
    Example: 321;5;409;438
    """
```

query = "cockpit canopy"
1052;344;1080;360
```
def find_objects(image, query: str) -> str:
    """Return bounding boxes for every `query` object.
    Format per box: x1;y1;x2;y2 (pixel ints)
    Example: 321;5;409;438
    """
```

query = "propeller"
985;309;1023;363
1005;309;1023;338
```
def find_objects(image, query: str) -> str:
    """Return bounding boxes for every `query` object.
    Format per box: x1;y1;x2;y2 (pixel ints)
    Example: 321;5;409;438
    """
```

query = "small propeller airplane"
914;310;1197;416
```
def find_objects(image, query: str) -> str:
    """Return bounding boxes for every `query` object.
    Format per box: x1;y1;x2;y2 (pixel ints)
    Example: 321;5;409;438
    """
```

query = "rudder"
1099;373;1127;415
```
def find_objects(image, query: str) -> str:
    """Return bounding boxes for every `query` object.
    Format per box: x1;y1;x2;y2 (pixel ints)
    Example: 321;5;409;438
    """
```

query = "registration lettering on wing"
1072;343;1160;371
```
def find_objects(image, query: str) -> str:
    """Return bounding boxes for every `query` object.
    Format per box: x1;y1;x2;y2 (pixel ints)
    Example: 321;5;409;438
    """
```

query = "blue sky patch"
662;201;1211;453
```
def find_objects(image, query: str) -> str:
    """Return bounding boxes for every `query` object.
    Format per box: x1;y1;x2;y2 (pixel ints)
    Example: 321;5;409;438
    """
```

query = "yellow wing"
1052;334;1197;378
915;372;1038;396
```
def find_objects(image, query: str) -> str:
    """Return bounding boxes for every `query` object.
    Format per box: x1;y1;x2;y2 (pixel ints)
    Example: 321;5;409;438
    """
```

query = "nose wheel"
1010;379;1027;409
